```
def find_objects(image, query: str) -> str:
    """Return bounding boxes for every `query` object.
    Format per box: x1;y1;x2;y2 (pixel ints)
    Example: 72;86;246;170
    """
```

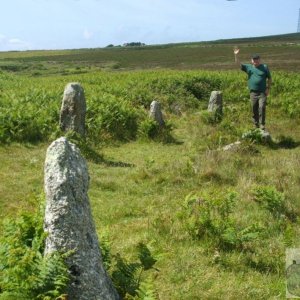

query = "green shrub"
0;64;30;72
200;110;222;125
178;192;262;250
242;128;271;144
138;119;160;139
271;72;300;117
253;186;285;217
0;210;69;299
1;69;300;146
0;88;59;144
138;118;174;143
110;243;158;299
253;186;297;221
135;279;157;300
87;95;139;141
99;229;113;271
183;75;221;100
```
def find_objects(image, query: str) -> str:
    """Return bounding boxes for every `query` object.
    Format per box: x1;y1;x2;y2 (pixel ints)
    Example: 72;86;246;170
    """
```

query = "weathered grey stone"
222;141;241;151
261;129;272;142
44;137;119;300
149;100;165;127
60;83;86;136
208;91;223;118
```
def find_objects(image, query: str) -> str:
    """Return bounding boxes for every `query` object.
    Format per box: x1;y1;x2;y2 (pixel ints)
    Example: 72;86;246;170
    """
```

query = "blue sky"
0;0;299;51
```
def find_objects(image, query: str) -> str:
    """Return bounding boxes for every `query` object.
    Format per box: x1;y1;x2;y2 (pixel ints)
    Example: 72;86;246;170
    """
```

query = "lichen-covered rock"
59;83;86;136
208;91;223;118
222;141;241;151
44;137;119;300
149;100;165;127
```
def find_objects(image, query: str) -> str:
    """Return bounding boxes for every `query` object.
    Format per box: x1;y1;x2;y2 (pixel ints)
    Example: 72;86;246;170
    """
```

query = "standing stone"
149;100;165;127
44;137;119;300
60;83;86;136
208;91;223;119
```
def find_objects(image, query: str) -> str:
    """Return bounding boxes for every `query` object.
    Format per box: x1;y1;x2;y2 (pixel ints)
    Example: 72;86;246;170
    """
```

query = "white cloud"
83;29;93;40
0;35;32;51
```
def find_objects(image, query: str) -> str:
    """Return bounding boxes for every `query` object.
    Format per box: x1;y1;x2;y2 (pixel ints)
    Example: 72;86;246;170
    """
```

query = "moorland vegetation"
0;33;300;299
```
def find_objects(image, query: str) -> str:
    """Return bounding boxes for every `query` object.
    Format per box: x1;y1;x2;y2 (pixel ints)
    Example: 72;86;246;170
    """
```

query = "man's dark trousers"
250;91;266;128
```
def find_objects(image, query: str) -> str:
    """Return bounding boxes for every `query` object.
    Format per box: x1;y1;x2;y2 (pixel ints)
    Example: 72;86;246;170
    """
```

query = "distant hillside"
0;32;299;74
122;32;300;50
202;32;300;45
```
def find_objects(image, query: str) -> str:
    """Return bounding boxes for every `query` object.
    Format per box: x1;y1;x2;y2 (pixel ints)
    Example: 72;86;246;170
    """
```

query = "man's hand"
233;47;240;55
233;47;240;63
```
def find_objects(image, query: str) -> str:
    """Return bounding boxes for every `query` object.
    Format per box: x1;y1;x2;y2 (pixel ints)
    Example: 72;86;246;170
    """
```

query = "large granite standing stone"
208;91;223;118
44;137;119;300
149;100;165;127
60;83;86;136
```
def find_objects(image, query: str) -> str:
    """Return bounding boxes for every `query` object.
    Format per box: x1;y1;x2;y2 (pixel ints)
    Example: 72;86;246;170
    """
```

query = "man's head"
251;54;261;67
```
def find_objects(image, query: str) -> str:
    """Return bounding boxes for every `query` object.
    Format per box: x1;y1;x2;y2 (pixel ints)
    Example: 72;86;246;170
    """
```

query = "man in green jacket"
234;48;272;130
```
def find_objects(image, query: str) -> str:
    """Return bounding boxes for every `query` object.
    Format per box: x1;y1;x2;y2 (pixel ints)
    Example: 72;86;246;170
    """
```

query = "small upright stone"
44;137;119;300
208;91;223;119
60;83;86;136
149;100;165;127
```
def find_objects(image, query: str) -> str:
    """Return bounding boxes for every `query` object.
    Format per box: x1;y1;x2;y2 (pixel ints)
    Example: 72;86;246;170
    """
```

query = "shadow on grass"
152;131;184;145
102;159;135;168
81;144;135;167
162;136;184;145
267;135;300;150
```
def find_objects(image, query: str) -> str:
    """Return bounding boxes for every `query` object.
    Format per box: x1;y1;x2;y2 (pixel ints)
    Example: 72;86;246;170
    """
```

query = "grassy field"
0;34;300;299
